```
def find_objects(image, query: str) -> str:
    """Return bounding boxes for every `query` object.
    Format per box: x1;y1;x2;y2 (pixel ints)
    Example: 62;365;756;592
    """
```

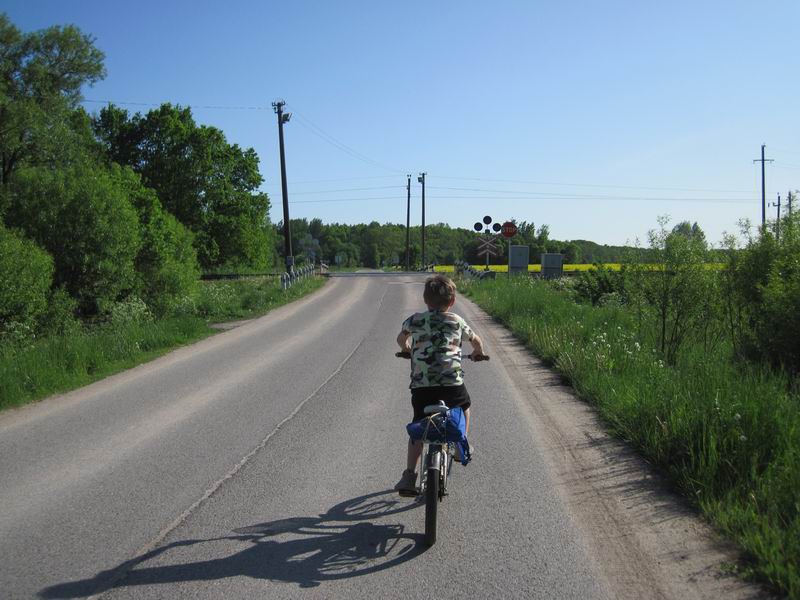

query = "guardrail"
454;260;496;280
280;264;316;290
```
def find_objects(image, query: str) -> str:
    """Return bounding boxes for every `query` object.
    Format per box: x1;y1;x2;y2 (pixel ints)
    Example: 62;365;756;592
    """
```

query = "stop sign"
501;221;517;238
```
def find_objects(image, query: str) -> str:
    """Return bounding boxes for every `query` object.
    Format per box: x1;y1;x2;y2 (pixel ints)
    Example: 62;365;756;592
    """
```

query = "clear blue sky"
6;0;800;245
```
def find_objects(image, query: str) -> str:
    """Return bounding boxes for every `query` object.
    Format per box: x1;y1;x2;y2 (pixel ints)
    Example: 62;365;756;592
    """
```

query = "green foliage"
35;287;79;337
92;103;277;271
723;215;800;375
195;276;324;321
0;14;105;184
4;165;140;315
0;316;212;410
574;263;627;305
463;276;799;597
0;222;54;334
115;166;199;317
627;217;714;364
0;275;325;410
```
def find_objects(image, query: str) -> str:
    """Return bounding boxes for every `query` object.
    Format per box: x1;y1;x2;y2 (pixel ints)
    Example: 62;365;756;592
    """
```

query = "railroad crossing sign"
476;235;502;257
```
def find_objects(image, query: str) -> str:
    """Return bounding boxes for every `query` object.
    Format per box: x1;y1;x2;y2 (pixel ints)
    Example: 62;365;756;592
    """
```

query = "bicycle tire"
425;466;438;546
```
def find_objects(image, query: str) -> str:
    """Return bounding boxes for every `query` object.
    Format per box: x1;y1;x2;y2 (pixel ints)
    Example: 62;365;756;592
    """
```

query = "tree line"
275;218;640;268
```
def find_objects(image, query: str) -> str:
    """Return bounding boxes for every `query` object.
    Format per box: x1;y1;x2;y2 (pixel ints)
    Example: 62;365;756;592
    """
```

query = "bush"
107;296;153;326
36;287;80;337
0;223;53;335
723;215;800;376
4;165;140;316
573;263;626;305
115;166;200;317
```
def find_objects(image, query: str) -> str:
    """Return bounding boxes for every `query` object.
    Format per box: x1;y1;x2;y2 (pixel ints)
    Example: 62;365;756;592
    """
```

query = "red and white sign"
501;221;517;238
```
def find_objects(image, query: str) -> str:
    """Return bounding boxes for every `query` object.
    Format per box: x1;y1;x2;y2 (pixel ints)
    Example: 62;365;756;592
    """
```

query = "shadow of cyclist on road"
41;490;426;598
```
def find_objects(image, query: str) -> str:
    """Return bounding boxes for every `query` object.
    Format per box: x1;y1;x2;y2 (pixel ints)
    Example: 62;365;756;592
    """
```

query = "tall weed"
463;276;799;597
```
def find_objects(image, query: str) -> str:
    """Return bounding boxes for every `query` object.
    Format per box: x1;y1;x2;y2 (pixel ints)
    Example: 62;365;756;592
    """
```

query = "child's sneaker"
395;469;418;497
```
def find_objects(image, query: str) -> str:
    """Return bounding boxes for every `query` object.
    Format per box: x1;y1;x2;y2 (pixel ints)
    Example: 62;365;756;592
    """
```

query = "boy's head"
423;275;457;310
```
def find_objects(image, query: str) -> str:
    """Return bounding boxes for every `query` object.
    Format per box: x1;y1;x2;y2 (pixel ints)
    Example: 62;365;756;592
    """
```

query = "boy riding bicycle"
395;275;484;497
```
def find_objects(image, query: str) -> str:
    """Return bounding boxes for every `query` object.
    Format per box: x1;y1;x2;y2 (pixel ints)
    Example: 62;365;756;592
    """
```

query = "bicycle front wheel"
425;466;438;546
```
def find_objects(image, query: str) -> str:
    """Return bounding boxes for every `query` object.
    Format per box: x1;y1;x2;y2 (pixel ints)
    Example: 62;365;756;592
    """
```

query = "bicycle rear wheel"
424;466;438;546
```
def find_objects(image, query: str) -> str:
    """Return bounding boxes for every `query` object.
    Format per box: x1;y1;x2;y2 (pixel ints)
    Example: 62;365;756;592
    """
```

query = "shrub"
723;215;800;376
115;166;200;317
0;223;53;334
573;263;626;305
36;287;80;337
4;165;140;316
107;296;153;326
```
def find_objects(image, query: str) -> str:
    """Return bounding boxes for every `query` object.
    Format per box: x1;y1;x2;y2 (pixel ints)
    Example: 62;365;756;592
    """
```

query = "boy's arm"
397;330;411;352
469;333;485;358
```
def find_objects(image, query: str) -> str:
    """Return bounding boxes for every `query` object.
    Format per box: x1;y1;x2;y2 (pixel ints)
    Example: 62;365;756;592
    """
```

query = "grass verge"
461;276;799;598
0;276;325;411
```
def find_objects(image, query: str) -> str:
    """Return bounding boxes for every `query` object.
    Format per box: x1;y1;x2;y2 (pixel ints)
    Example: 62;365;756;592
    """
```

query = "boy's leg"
407;438;423;472
464;407;470;434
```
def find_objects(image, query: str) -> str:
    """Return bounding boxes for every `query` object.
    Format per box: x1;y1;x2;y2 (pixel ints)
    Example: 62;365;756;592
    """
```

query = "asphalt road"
1;273;615;599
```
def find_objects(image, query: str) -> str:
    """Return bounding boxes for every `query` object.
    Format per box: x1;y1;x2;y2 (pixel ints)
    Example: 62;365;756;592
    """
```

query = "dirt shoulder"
462;301;772;600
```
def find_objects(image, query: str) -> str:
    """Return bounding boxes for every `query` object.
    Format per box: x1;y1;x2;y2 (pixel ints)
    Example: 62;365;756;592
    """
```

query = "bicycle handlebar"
395;351;490;361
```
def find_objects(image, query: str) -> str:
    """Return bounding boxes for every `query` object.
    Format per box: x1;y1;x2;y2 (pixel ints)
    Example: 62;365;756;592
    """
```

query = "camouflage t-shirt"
401;310;475;388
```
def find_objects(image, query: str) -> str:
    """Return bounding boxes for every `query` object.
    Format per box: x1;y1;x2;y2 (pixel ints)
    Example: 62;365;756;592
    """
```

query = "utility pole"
787;190;794;218
405;174;411;270
418;172;426;268
272;100;294;273
753;144;773;230
772;193;782;241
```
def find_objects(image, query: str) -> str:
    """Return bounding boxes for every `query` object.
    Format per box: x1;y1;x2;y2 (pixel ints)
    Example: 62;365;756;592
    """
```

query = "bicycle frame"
418;439;453;498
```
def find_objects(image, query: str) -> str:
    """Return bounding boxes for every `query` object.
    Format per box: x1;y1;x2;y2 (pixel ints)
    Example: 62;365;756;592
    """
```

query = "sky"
5;0;800;246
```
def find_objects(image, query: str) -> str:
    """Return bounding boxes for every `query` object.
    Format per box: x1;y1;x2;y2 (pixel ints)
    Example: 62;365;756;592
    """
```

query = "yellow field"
434;263;723;274
434;264;622;273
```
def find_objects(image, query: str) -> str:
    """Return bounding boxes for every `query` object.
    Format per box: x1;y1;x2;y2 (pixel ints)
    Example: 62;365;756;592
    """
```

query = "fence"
280;264;316;290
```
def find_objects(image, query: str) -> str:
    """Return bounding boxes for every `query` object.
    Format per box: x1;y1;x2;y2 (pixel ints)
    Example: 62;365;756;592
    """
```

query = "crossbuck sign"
476;235;502;257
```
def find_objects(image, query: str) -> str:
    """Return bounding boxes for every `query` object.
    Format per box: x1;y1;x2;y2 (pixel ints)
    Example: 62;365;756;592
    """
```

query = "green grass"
0;276;325;411
461;276;799;598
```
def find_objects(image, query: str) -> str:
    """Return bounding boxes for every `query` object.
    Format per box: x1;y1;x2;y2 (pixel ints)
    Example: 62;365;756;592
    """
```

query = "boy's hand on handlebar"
395;351;412;359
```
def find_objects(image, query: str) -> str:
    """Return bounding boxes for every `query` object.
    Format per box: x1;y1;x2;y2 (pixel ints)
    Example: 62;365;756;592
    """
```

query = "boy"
395;274;484;497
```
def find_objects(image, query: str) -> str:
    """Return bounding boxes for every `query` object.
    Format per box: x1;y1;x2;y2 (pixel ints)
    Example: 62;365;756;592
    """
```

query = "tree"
630;216;712;364
5;165;140;315
0;14;105;185
93;103;276;271
115;166;199;317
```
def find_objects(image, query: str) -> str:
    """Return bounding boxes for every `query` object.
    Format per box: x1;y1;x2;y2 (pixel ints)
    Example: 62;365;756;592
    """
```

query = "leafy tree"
115;166;199;316
0;14;105;185
4;165;139;315
93;103;276;271
628;216;712;364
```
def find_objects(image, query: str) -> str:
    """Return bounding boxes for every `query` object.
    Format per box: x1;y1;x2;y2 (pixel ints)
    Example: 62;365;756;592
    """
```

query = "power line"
288;185;404;196
428;174;753;195
427;185;752;202
287;194;752;205
265;175;399;186
288;196;408;205
286;104;407;174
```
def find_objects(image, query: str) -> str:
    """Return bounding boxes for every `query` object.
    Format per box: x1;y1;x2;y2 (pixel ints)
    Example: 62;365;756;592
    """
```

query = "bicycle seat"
423;403;448;415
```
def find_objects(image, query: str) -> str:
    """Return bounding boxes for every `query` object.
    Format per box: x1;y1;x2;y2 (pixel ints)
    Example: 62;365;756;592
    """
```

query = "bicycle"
395;350;489;546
